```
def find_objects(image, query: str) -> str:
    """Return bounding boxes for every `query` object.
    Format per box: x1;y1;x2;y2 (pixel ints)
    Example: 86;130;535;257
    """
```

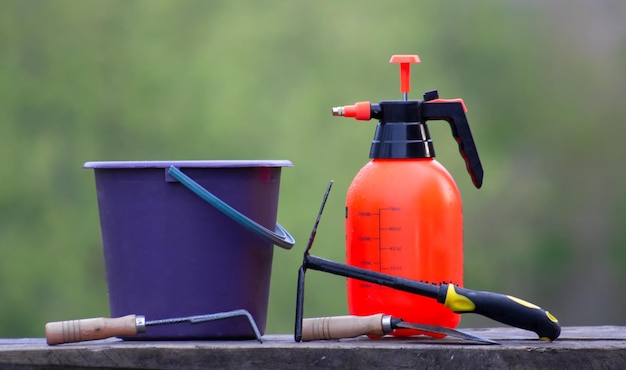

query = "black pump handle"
422;101;483;188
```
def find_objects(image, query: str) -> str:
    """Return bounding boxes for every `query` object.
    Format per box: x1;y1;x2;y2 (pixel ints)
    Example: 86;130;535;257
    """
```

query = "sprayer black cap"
369;100;435;159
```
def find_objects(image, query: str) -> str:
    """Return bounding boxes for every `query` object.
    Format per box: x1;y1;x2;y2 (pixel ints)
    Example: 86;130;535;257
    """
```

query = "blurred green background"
1;0;625;337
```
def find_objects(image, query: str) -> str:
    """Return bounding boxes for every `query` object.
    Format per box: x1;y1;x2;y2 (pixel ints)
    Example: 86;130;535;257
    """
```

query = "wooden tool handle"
45;315;139;345
301;314;386;341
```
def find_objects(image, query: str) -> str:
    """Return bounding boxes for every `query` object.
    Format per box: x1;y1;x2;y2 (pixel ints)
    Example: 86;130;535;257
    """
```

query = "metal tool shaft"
305;255;441;299
146;309;262;342
295;180;334;342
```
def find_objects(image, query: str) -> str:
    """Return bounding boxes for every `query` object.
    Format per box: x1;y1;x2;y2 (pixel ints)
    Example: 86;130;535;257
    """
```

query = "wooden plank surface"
0;326;624;369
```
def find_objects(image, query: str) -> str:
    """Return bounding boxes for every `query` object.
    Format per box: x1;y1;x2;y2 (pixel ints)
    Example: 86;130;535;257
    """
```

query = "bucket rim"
83;160;293;169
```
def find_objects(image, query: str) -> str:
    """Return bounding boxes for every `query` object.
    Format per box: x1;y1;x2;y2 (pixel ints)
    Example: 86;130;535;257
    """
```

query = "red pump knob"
389;55;420;100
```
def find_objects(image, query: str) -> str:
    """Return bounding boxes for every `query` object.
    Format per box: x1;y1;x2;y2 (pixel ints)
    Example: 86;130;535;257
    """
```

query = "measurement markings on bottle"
378;207;403;273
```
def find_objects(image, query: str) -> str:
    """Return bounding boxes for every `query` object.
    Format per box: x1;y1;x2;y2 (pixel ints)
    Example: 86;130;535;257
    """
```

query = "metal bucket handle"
167;166;295;250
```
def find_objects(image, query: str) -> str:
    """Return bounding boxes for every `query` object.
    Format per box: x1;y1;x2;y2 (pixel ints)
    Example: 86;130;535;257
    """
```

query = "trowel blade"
395;321;499;345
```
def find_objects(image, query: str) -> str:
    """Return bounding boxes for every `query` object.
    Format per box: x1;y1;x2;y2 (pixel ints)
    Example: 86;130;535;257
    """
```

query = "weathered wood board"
0;326;624;369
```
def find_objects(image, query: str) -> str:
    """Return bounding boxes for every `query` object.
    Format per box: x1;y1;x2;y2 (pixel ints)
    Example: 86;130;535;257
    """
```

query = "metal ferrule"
381;315;393;334
135;315;147;333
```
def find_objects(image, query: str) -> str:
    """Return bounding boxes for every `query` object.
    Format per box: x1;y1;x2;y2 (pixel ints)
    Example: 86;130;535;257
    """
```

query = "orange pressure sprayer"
333;55;483;336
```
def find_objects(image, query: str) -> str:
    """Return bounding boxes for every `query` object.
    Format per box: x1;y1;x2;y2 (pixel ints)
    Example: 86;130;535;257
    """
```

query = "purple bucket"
84;160;293;340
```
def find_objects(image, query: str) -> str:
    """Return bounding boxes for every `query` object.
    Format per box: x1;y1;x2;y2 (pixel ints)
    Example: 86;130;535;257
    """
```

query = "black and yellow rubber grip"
437;284;561;341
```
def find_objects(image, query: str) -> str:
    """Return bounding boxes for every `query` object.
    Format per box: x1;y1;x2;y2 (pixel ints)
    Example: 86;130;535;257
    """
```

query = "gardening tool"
335;54;483;334
294;181;561;342
302;314;498;344
46;309;262;345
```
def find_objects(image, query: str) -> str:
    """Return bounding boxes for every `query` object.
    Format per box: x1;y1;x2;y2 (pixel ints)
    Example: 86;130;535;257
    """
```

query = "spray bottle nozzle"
331;102;379;121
